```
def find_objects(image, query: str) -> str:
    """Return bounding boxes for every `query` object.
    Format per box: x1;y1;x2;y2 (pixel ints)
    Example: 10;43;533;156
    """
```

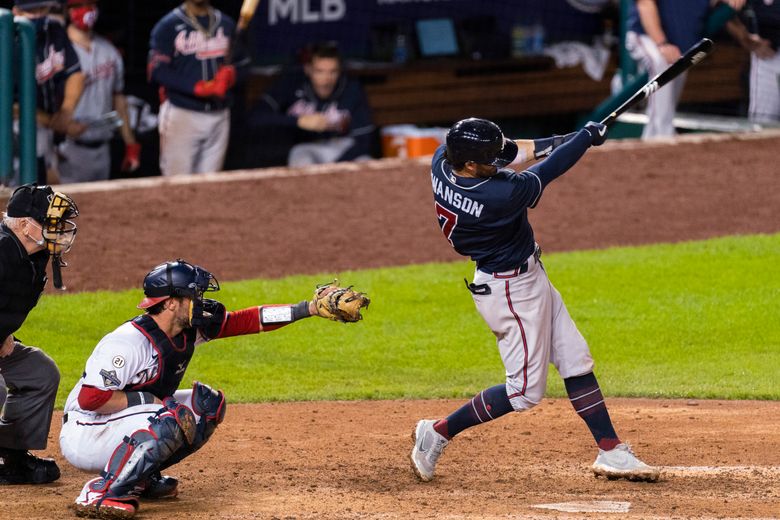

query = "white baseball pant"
158;101;230;176
59;389;198;473
626;31;688;139
470;250;594;411
749;50;780;124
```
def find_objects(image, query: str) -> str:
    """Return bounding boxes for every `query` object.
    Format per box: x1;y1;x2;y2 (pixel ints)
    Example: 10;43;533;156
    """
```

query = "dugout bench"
245;42;748;128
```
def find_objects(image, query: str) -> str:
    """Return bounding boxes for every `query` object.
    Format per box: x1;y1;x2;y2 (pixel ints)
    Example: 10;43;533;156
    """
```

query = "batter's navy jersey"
431;129;592;273
628;0;710;51
148;6;249;112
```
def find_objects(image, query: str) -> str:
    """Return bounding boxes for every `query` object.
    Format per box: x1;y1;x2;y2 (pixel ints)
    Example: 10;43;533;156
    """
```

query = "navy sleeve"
337;81;375;161
62;34;81;78
148;18;198;95
249;72;302;128
507;170;543;209
226;17;251;83
527;128;592;188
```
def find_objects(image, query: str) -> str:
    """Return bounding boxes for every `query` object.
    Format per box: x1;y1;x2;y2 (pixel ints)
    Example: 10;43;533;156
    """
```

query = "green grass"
17;233;780;407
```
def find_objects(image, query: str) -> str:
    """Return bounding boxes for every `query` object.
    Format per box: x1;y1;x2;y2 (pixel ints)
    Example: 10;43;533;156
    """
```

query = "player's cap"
5;184;55;224
446;118;518;168
14;0;60;9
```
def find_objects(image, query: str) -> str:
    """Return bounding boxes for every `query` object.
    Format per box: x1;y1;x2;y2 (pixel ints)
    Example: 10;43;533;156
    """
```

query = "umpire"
0;184;78;485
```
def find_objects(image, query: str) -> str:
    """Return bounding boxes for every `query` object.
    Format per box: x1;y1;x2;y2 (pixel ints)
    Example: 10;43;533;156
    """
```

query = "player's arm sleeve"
527;128;592;189
113;48;126;94
63;38;81;78
147;22;198;94
249;75;300;128
339;82;375;161
226;17;251;83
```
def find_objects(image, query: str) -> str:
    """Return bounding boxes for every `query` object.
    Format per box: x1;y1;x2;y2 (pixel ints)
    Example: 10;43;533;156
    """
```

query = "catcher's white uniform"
60;321;210;472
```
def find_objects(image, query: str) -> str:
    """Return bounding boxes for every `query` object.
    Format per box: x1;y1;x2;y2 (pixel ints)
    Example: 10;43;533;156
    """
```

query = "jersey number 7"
435;203;458;246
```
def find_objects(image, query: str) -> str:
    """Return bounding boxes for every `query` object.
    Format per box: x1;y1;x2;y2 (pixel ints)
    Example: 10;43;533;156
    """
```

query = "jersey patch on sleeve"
99;368;121;388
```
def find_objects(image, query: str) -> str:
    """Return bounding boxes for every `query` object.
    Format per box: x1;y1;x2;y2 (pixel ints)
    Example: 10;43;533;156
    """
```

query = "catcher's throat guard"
44;192;79;291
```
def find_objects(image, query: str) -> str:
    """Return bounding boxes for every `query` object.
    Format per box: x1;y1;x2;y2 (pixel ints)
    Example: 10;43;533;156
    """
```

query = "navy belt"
62;412;68;424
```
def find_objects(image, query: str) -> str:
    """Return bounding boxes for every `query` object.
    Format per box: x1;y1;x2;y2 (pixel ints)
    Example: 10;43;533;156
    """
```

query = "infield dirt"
0;133;778;519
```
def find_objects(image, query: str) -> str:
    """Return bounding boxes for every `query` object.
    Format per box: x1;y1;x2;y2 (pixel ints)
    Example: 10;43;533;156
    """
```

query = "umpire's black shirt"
0;223;48;341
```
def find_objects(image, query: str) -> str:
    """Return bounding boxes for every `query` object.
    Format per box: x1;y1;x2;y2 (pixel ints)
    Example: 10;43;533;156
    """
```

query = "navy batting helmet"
445;118;518;168
138;259;219;309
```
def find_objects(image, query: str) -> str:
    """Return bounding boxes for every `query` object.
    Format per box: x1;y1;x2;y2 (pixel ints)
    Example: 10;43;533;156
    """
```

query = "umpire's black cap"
5;184;54;224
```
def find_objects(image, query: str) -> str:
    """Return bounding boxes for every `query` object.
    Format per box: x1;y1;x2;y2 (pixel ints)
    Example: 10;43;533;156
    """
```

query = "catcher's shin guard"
98;403;195;501
160;382;226;470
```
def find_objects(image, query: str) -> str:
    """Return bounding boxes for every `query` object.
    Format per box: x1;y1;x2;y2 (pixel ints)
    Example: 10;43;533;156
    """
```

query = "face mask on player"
70;6;98;31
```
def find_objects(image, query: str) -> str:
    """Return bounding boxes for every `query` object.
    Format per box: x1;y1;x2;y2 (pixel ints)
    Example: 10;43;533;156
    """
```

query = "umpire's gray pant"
0;341;60;450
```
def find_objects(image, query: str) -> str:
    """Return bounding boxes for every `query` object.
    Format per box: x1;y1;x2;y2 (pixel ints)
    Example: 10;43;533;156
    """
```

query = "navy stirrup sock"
433;384;514;439
564;372;620;451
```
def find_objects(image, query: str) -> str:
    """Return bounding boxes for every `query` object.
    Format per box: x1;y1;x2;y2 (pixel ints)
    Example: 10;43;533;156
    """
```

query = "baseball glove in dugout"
313;280;370;322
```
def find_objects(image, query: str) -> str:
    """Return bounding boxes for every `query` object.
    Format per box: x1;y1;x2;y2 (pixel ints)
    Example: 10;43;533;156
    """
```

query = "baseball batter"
58;0;140;183
60;260;368;519
410;118;660;483
148;0;249;176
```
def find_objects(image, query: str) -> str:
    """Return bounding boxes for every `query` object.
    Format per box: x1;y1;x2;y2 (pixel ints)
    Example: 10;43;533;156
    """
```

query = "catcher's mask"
137;260;220;325
6;184;79;290
445;117;518;168
7;184;79;255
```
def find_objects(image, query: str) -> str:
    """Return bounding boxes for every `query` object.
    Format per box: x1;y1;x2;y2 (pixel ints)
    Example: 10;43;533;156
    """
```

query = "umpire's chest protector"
128;315;196;398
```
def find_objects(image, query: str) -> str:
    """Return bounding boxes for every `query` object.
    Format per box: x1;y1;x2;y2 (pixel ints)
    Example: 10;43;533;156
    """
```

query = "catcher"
59;259;368;519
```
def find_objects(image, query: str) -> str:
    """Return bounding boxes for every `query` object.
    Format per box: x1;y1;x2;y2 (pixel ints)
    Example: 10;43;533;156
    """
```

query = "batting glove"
583;121;608;146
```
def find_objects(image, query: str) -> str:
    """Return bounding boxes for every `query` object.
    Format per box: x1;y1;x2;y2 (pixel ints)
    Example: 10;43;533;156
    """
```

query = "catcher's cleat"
136;472;179;499
410;419;449;482
591;443;660;482
0;449;60;485
73;477;139;519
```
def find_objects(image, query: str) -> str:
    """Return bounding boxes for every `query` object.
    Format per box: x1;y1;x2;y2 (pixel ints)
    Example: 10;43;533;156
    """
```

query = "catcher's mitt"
313;280;370;323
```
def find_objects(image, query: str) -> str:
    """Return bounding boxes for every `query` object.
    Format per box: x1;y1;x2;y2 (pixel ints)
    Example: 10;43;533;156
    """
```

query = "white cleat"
592;443;660;482
410;419;449;482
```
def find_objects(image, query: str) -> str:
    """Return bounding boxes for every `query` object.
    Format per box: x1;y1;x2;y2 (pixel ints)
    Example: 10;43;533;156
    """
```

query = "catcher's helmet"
137;259;219;309
445;118;518;168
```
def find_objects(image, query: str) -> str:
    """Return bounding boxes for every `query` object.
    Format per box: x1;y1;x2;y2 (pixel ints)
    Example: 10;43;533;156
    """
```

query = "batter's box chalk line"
532;500;631;513
660;465;780;477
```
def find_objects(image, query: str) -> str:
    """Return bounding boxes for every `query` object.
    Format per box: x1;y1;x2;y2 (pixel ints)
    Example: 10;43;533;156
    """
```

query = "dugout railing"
0;8;37;185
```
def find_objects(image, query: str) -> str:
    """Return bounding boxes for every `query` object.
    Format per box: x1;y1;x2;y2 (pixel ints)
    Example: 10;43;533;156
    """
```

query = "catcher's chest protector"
128;315;196;398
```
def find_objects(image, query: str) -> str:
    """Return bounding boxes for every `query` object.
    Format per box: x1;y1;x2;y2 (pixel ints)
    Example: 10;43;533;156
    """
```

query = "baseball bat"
601;38;714;127
238;0;261;32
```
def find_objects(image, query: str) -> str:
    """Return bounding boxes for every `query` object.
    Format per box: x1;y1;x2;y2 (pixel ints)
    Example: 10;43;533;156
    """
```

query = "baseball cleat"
0;449;60;485
592;443;660;482
410;419;449;482
73;477;139;519
135;472;179;499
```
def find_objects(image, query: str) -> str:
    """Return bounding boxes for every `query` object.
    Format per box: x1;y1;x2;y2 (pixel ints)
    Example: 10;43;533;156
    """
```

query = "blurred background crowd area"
0;0;769;181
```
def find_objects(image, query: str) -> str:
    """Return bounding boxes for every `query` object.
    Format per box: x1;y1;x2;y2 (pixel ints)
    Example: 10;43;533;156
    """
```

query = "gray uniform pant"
59;140;111;184
0;341;60;450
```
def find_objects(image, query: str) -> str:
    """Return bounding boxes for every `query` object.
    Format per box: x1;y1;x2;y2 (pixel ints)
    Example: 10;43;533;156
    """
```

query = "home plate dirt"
1;398;778;519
